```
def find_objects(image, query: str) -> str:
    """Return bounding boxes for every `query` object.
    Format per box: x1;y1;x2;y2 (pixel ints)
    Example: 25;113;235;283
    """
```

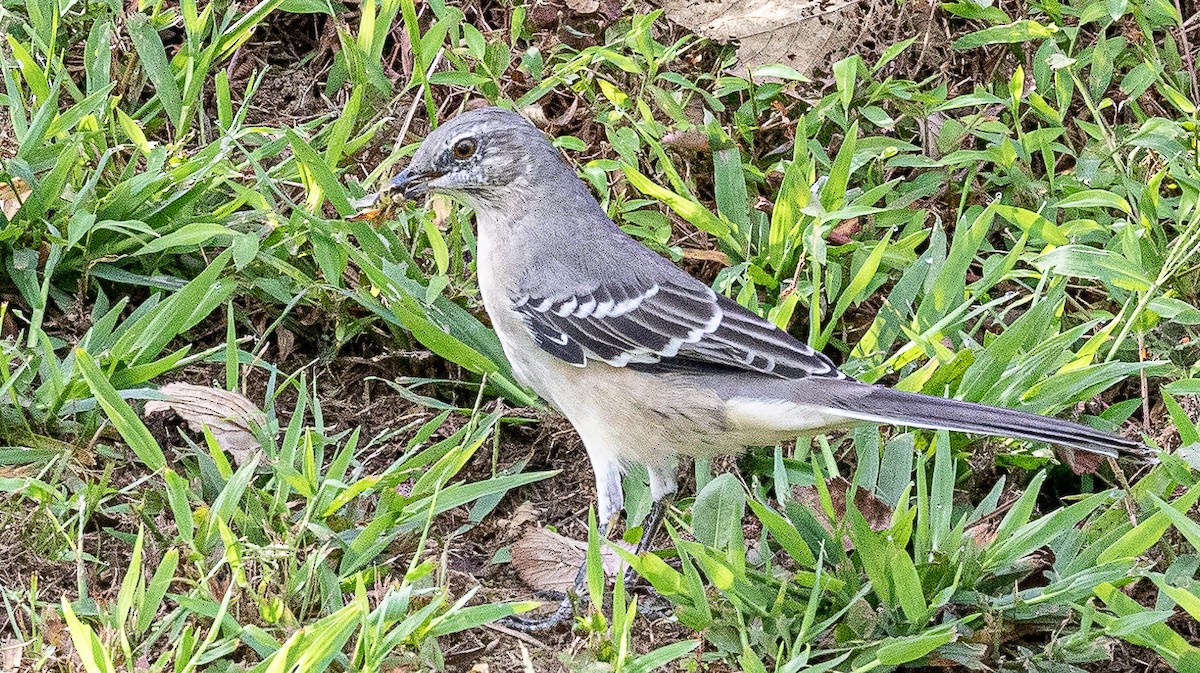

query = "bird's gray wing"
510;278;842;379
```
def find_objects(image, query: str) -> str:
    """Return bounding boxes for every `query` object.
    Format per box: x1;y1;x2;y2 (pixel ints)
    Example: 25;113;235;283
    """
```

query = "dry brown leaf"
505;501;541;535
828;217;861;245
145;383;266;463
346;207;388;223
276;328;296;362
0;638;23;673
37;606;65;654
662;130;711;152
566;0;599;11
0;178;31;222
965;517;1000;549
510;528;633;593
963;494;1016;549
1;306;15;341
853;484;895;531
920;111;949;159
1058;447;1105;475
793;476;894;550
680;248;732;266
520;99;582;130
520;103;552;128
660;0;867;74
547;97;580;128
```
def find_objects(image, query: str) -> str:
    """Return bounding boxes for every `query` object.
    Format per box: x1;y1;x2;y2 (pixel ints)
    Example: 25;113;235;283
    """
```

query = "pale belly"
485;298;734;456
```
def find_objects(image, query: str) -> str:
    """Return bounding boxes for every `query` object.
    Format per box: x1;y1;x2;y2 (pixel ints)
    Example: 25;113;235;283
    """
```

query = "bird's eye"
452;138;477;160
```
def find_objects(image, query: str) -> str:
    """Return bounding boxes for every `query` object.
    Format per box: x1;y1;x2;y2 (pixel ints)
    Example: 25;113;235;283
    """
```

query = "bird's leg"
624;464;677;589
637;496;671;555
497;462;623;632
623;482;678;622
623;494;672;587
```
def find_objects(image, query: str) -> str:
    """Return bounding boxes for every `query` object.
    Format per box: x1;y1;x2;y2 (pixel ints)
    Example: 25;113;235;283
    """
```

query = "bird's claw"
497;595;577;632
497;585;583;632
496;563;677;633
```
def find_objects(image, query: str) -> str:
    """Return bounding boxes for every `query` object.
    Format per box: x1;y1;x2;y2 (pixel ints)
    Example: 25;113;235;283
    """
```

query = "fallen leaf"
827;217;861;245
660;0;867;74
920;111;949;158
510;528;634;593
662;130;711;152
505;501;541;536
964;518;1000;548
964;496;1017;549
520;98;582;130
1059;447;1105;475
793;476;894;549
276;328;295;362
0;177;31;221
853;484;895;531
548;97;580;127
1;306;15;340
566;0;599;12
680;248;732;266
346;206;388;223
521;103;552;128
0;638;23;673
144;383;266;464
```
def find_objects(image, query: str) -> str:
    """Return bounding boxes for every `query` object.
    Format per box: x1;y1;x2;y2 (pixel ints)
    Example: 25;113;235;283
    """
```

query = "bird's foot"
497;584;674;632
496;590;578;632
497;569;590;632
620;555;677;622
633;588;675;622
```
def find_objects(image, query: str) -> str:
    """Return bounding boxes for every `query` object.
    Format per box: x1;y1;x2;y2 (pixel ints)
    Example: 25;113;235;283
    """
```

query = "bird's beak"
386;167;440;201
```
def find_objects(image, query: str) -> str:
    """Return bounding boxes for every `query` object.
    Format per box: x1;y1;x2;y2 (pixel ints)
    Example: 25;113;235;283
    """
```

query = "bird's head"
386;107;555;209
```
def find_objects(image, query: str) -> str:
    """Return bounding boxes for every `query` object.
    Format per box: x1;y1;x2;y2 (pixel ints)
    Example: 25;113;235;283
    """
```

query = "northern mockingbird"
386;106;1150;629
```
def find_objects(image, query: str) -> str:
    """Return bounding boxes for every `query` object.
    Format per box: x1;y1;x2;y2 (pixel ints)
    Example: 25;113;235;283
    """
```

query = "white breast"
473;215;555;395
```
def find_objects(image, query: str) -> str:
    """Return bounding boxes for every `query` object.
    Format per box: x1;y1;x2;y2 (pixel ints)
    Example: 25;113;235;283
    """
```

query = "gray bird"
387;106;1149;630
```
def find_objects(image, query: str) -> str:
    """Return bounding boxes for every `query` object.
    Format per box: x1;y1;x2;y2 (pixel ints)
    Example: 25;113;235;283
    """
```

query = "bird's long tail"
808;380;1151;460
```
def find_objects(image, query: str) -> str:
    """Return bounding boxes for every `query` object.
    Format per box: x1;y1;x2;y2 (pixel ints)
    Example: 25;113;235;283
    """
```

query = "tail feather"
821;383;1150;460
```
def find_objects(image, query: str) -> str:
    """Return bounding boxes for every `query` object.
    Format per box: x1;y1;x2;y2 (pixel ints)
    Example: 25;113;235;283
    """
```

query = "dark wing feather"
512;279;842;379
